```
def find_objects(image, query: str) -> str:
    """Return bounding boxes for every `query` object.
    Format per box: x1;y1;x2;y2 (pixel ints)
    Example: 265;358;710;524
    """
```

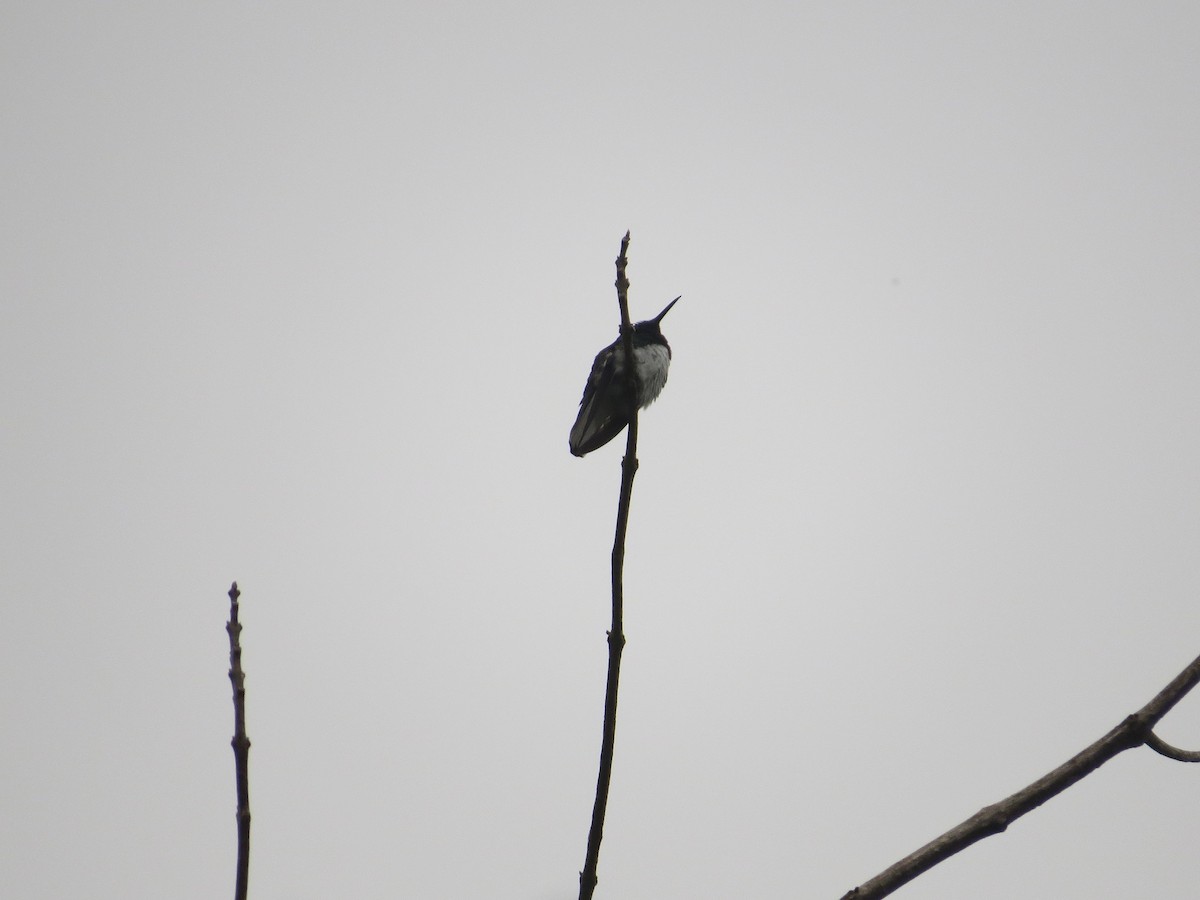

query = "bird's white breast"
634;344;671;407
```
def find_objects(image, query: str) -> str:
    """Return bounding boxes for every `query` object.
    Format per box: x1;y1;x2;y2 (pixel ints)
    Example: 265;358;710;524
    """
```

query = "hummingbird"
569;296;680;457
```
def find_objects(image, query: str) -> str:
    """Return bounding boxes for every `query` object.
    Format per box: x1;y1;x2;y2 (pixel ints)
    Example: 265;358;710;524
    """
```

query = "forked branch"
840;649;1200;900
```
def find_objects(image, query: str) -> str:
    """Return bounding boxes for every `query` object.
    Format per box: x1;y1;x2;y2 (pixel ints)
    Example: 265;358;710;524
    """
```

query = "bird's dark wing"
569;340;635;457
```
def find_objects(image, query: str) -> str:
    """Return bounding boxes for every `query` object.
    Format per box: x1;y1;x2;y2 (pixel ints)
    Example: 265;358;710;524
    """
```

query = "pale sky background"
3;3;1199;899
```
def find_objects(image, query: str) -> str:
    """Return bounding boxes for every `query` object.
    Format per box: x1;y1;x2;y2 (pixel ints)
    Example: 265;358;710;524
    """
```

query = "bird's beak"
652;296;681;323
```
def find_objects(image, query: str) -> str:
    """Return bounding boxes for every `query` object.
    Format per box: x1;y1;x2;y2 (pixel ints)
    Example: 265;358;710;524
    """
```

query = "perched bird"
569;297;680;457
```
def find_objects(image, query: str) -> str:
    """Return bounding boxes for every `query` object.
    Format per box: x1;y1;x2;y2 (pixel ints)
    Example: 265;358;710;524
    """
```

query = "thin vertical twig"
579;231;637;900
226;581;252;900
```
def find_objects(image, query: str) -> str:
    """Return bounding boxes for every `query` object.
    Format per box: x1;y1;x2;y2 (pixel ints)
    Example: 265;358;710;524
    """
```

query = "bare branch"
226;581;252;900
579;231;637;900
1145;730;1200;763
840;649;1200;900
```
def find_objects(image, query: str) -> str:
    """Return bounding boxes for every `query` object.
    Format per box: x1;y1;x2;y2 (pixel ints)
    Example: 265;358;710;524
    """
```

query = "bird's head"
632;296;680;336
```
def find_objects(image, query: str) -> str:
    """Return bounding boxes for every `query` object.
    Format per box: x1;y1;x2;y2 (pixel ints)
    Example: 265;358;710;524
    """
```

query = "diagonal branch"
579;231;637;900
840;649;1200;900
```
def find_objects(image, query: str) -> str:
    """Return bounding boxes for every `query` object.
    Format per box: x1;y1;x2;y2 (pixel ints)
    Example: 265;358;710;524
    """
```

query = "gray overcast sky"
3;2;1199;898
